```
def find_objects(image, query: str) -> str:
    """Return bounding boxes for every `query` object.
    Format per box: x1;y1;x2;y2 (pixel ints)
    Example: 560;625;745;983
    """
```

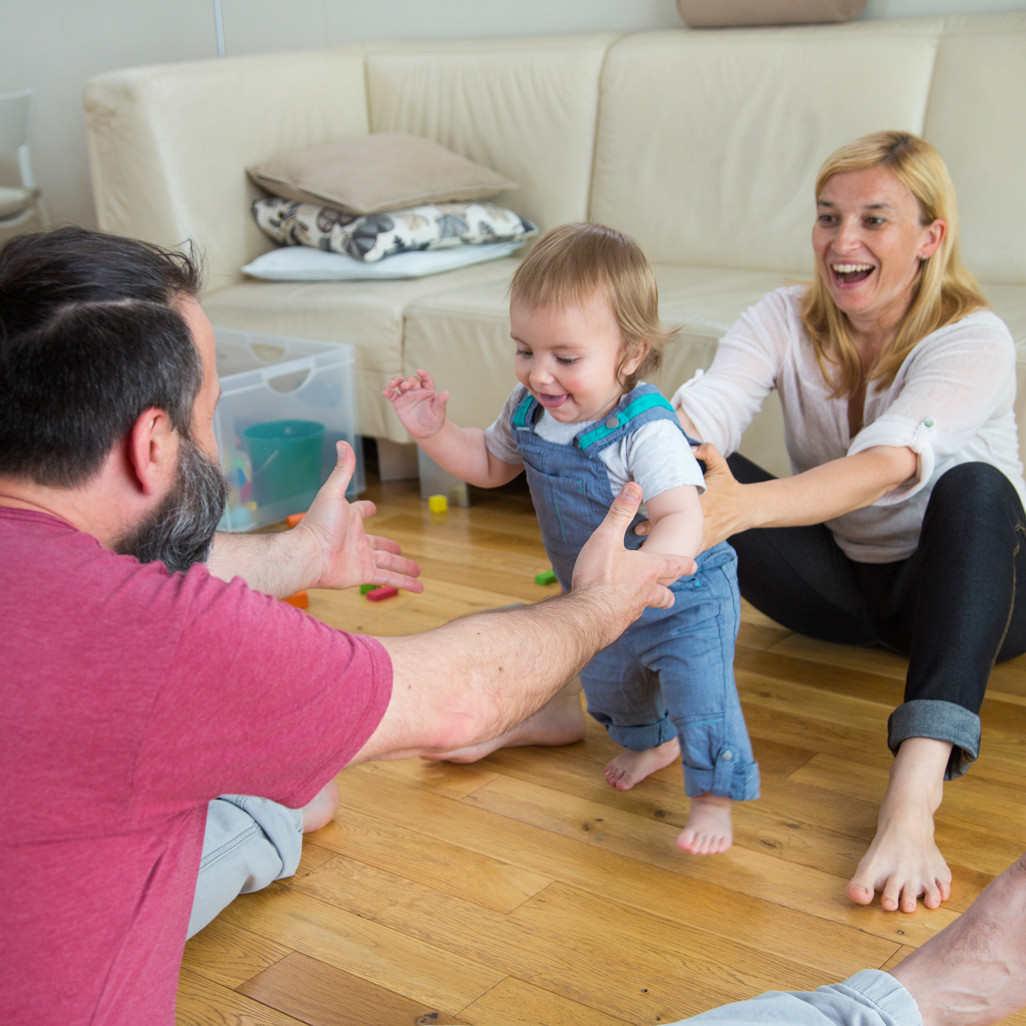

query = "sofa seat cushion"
202;257;521;442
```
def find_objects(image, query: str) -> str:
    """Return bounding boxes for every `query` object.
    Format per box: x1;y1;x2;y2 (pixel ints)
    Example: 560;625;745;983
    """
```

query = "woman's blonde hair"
801;130;988;397
510;222;676;392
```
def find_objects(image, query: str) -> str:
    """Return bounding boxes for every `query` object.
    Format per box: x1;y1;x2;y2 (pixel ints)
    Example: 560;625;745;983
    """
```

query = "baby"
384;222;759;854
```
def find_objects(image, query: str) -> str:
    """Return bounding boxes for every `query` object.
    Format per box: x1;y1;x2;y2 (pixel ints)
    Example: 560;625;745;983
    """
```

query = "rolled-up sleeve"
672;289;790;456
847;322;1016;506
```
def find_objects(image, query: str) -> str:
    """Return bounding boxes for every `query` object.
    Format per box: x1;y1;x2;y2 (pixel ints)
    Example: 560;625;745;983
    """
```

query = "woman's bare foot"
605;737;680;790
677;792;733;854
890;851;1026;1026
847;737;953;913
422;678;586;764
300;779;340;833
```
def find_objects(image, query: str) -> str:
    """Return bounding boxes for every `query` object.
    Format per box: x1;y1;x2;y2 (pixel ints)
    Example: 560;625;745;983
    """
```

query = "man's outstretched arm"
353;482;689;763
206;442;422;598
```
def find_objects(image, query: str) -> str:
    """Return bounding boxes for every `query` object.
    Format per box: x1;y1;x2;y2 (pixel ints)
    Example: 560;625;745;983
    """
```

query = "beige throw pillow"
247;133;518;215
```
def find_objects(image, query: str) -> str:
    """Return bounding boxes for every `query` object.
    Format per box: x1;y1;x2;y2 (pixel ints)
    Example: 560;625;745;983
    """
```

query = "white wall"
1;0;1024;231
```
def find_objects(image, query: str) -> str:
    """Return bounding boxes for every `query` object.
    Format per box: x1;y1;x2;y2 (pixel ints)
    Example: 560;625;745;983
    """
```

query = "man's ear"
126;407;177;496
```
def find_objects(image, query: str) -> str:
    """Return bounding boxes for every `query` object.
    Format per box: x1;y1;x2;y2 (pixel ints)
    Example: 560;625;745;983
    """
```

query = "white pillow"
241;240;524;281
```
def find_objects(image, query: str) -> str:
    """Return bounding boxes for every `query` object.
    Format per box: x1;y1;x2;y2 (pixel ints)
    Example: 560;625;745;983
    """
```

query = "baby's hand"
383;369;449;440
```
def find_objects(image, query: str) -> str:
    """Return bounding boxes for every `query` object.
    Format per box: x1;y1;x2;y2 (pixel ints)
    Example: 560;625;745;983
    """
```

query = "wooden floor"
178;472;1026;1026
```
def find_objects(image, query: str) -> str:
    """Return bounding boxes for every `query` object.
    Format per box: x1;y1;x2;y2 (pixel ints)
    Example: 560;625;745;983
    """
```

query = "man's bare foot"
605;737;680;790
422;678;586;764
300;779;340;833
890;851;1026;1026
847;737;953;913
677;793;733;855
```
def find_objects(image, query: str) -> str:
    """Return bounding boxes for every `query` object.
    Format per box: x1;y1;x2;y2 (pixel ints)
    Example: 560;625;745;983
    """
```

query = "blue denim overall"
513;383;760;800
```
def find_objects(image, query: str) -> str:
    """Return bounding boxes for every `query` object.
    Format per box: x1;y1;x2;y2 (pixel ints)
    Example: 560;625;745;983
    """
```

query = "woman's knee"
925;463;1022;531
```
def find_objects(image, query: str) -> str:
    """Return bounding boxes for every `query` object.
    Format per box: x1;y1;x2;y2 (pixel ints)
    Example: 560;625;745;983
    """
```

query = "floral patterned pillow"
253;197;538;263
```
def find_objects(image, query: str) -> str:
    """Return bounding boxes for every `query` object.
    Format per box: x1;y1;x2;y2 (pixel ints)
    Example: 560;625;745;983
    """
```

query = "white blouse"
672;285;1026;563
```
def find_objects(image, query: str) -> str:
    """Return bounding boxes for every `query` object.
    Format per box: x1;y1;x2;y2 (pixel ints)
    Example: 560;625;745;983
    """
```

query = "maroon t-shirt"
0;508;392;1025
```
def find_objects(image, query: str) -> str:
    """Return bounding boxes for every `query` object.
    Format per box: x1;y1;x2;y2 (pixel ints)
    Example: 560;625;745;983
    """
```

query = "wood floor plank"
332;767;901;977
181;917;292;989
461;773;955;946
176;966;308;1025
290;854;748;1024
217;888;504;1014
878;946;916;972
459;977;633;1026
311;804;552;913
238;951;469;1026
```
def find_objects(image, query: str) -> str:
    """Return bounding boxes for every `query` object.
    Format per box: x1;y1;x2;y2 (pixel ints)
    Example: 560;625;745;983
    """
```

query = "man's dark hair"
0;227;205;487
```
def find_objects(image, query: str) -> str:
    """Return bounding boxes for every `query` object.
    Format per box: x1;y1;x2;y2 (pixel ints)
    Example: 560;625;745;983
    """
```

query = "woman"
657;131;1026;913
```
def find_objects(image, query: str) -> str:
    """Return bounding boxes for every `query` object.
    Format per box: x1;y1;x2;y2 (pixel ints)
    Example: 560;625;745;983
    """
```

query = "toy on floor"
283;590;308;608
366;586;399;602
428;494;448;513
286;512;306;527
534;569;557;586
359;584;379;594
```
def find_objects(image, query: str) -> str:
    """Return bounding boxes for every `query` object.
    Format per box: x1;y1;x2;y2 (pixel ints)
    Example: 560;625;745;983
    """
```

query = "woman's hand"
691;443;760;549
635;443;759;551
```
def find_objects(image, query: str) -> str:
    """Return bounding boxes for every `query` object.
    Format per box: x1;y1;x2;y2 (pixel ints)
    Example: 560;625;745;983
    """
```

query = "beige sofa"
85;13;1026;480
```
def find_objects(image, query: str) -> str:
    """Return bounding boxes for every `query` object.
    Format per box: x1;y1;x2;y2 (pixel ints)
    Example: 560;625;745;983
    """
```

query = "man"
0;228;686;1024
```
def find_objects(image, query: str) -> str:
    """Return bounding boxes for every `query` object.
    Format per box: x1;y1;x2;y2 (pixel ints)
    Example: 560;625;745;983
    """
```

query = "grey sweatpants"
668;970;920;1026
187;794;304;939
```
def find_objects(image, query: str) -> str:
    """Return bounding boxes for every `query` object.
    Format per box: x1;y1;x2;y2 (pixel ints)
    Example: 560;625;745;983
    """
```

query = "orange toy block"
286;512;306;527
283;590;309;608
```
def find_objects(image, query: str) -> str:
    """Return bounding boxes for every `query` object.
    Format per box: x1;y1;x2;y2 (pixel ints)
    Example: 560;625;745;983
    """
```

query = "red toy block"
366;586;399;602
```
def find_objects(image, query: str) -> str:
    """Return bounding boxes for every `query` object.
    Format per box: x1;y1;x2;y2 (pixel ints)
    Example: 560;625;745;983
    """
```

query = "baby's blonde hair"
510;223;675;392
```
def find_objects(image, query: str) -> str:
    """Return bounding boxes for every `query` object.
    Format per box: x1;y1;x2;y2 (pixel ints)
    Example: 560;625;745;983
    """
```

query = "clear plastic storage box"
214;328;363;531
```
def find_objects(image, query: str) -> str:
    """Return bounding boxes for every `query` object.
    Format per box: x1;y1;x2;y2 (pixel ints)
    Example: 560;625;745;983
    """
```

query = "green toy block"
534;569;557;586
360;584;381;594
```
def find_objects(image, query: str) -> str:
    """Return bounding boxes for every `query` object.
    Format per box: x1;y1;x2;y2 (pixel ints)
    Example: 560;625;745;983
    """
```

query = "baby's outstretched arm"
641;485;704;559
383;370;522;488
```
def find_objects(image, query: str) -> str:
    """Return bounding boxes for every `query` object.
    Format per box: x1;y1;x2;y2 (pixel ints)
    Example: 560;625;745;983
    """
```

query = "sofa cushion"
590;24;941;272
365;35;615;235
247;133;518;214
202;258;521;443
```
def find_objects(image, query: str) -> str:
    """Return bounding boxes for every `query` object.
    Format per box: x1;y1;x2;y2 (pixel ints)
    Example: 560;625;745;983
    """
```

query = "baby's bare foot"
300;779;340;833
605;737;680;791
677;792;733;855
890;852;1026;1026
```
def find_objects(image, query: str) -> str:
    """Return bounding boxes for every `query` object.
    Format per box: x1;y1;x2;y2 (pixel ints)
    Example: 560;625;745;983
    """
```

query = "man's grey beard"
114;436;229;573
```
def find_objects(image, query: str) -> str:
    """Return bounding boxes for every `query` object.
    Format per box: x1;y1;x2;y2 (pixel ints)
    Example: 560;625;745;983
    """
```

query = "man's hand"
293;441;423;593
206;441;421;598
572;482;693;637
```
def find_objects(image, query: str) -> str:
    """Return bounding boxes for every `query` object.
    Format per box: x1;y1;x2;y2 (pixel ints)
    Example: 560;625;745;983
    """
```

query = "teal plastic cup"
242;419;325;507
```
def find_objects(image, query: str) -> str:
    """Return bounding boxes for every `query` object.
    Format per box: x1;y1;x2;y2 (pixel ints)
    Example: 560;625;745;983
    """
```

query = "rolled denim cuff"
887;699;980;780
606;717;679;752
684;754;760;801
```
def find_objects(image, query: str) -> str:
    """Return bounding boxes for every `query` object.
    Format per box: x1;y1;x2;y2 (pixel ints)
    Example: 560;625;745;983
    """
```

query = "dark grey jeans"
727;458;1026;779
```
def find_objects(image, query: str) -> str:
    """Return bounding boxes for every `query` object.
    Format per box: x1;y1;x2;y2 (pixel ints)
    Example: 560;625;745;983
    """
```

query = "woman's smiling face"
812;165;946;335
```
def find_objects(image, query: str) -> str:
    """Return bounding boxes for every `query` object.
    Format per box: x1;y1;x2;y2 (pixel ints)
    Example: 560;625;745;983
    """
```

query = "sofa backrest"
589;13;1026;282
364;35;615;236
85;48;368;292
85;13;1026;293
